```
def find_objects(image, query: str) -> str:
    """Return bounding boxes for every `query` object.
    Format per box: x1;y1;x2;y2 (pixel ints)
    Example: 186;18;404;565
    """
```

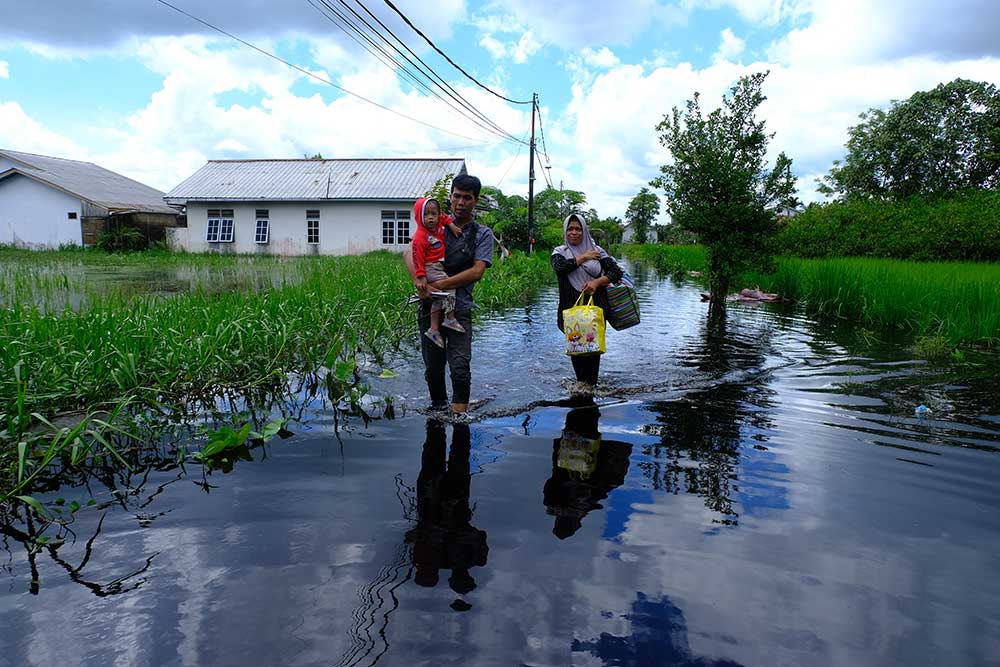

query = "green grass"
621;244;1000;347
0;248;551;499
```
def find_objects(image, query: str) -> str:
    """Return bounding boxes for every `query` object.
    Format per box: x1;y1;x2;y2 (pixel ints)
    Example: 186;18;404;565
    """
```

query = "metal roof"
0;149;177;215
163;158;467;203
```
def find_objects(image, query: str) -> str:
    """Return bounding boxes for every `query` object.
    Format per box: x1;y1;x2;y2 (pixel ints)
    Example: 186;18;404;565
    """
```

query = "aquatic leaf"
16;440;27;483
69;500;81;513
15;495;52;520
334;359;357;383
252;418;289;442
378;369;399;379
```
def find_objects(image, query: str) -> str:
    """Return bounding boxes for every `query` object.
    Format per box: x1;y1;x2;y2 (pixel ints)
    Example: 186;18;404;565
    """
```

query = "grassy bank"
1;248;551;500
1;248;550;426
620;244;1000;347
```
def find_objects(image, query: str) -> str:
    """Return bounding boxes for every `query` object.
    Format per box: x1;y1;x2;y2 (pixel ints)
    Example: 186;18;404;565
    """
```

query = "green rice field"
620;244;1000;347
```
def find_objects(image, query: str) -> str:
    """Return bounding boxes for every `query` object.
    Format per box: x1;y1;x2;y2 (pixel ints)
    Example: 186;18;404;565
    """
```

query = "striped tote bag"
605;272;640;331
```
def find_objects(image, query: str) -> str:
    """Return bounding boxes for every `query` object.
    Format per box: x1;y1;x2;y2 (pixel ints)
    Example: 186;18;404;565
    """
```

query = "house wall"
180;201;415;255
0;173;82;248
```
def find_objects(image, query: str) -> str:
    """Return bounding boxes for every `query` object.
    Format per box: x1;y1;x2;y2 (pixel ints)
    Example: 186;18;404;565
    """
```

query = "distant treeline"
777;190;1000;261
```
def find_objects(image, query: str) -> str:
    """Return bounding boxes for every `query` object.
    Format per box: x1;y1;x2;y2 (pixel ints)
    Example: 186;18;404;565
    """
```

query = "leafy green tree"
652;71;797;311
819;78;1000;200
625;187;660;244
424;173;456;213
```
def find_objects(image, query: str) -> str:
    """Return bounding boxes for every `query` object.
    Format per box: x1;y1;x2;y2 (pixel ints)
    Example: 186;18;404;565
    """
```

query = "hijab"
553;213;609;292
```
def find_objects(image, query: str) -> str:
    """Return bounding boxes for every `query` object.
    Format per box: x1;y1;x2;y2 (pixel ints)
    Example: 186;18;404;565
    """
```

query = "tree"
424;173;456;214
818;78;1000;200
624;187;660;244
652;71;797;312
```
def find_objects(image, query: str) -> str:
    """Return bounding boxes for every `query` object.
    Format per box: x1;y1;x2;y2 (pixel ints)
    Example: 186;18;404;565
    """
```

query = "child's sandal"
424;329;445;349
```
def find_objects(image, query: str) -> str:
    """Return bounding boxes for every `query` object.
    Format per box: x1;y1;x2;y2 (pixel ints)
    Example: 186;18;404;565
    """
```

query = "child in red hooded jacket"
411;197;464;348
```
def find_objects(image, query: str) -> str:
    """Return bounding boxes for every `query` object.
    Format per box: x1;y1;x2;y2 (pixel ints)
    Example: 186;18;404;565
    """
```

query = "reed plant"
1;249;550;498
621;244;1000;347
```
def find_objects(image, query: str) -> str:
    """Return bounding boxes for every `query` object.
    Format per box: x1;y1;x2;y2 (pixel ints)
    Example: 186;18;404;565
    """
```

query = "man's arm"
429;260;487;290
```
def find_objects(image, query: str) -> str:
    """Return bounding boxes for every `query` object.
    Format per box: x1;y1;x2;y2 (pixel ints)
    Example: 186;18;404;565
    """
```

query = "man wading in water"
405;175;493;414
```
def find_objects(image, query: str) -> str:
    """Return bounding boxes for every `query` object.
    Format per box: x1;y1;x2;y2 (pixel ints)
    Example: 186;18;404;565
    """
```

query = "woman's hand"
582;276;610;294
576;249;600;265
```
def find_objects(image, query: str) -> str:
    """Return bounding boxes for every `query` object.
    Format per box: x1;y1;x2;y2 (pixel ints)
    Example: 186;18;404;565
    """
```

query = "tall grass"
747;257;1000;345
621;244;1000;346
0;249;551;499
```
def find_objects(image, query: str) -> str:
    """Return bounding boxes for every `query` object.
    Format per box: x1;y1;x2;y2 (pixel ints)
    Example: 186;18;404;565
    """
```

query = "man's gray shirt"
446;220;493;312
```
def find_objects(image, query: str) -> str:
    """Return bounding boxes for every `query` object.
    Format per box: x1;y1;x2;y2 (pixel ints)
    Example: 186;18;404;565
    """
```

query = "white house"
164;157;466;255
0;148;178;248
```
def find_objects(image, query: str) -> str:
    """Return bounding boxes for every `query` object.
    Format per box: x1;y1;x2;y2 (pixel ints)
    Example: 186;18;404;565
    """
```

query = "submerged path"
1;265;999;667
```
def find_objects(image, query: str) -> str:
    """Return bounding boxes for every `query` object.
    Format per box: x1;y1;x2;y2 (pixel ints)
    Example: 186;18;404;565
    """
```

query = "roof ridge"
0;148;98;167
206;157;464;163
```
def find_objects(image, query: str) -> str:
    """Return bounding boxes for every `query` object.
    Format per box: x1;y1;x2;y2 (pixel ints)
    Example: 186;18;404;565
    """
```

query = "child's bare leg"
430;308;442;332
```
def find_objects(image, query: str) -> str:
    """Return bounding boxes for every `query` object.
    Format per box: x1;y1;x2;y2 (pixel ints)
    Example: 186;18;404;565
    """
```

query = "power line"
496;137;528;188
380;0;533;105
339;0;526;144
309;0;526;145
306;0;517;143
152;0;487;143
535;99;554;188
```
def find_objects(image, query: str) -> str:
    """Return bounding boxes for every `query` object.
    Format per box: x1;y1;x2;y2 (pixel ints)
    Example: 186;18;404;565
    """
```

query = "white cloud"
0;102;82;157
714;28;746;62
0;0;467;52
687;0;789;24
580;47;620;69
769;0;1000;65
479;35;508;60
0;60;8;79
31;35;530;192
484;0;663;47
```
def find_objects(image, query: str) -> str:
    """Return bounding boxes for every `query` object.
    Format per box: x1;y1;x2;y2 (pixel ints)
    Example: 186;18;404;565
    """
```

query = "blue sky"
1;0;999;220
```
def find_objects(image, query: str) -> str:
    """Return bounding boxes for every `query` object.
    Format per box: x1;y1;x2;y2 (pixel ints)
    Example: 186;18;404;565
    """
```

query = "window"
207;208;234;243
306;209;320;244
381;209;410;245
67;212;78;220
255;209;269;244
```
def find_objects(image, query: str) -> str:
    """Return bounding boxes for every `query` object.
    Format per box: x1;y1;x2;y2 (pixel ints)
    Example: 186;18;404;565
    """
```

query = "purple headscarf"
552;213;609;291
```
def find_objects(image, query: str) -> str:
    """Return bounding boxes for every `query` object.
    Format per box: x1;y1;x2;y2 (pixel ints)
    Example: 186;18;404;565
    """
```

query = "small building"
164;157;467;255
0;148;179;248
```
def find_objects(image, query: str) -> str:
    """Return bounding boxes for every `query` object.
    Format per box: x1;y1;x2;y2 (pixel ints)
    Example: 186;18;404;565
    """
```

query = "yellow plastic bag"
563;293;606;356
557;431;602;480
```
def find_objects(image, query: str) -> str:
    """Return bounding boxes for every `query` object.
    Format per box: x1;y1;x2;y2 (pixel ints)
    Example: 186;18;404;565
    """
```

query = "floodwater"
2;264;1000;667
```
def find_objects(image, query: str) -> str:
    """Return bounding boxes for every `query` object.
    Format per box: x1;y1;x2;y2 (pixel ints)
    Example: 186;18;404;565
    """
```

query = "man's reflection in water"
544;399;633;539
405;420;488;605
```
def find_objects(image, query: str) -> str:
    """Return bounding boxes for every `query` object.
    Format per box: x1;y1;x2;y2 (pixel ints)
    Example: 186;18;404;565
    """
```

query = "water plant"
621;244;1000;349
0;248;551;498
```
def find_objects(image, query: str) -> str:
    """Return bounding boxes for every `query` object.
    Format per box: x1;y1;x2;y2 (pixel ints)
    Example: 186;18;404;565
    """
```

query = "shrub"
777;190;1000;261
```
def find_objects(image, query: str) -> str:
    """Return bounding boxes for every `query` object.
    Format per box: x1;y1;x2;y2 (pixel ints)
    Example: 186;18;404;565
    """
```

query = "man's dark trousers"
418;303;473;406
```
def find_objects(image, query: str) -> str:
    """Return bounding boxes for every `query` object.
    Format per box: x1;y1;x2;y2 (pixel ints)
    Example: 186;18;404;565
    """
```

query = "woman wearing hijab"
550;213;624;386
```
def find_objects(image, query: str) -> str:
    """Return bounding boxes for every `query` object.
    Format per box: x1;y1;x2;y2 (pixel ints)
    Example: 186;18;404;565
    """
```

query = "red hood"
413;197;435;230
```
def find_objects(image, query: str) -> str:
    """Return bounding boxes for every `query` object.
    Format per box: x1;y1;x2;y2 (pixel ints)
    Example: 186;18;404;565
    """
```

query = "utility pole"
527;92;537;255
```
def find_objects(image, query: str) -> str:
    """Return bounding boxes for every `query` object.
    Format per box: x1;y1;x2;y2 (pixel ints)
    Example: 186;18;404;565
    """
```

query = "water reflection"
640;309;783;523
406;420;488;603
544;399;633;539
573;592;746;667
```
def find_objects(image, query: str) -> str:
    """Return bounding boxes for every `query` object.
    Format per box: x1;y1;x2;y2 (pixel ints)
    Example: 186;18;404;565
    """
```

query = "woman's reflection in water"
544;398;633;539
405;420;488;608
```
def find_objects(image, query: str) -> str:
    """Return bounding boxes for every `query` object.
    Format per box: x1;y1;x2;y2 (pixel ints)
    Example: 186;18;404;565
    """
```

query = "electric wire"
152;0;488;143
335;0;526;144
308;0;524;144
496;135;529;188
380;0;533;105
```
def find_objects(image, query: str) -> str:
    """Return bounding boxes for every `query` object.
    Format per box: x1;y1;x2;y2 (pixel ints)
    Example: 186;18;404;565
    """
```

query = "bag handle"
573;292;595;308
